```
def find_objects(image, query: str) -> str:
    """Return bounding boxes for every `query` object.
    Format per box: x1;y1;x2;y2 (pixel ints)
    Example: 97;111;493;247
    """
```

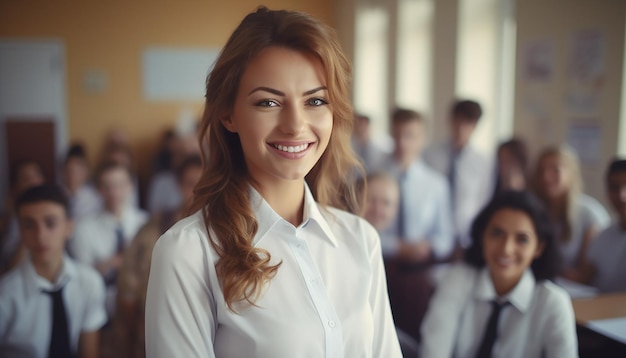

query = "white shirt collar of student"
248;182;339;248
473;267;536;313
22;254;76;295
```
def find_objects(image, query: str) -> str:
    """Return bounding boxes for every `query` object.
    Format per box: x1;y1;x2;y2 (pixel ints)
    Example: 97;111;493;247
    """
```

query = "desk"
572;293;626;357
572;292;626;323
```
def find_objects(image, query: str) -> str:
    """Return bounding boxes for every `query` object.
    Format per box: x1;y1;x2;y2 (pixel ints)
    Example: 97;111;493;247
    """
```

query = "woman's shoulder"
534;279;572;310
153;210;216;264
576;193;610;224
321;206;380;245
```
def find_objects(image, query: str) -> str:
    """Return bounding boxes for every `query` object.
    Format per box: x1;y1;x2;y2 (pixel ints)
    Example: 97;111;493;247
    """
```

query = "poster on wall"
523;38;554;83
565;30;605;116
567;122;602;166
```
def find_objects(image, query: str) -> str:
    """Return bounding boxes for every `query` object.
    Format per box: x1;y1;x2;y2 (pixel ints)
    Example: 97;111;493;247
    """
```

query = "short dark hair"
95;160;132;186
606;158;626;183
464;190;561;281
451;100;482;122
64;143;87;164
175;155;203;181
15;184;70;218
391;108;423;126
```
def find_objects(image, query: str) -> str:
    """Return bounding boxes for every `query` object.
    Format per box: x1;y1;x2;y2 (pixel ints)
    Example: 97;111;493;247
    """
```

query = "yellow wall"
514;0;626;203
0;0;333;187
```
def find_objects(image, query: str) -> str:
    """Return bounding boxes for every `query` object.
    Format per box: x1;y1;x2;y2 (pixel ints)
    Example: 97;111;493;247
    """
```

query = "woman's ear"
221;116;237;133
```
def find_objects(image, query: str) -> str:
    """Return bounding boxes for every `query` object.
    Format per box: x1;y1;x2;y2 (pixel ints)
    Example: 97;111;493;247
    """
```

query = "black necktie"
115;225;125;254
396;173;406;239
475;301;509;358
448;152;457;205
44;286;72;358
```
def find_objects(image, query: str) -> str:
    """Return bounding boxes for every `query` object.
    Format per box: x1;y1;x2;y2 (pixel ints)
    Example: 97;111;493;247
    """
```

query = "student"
116;155;203;358
424;100;494;248
583;159;626;292
378;108;454;262
70;161;148;315
0;160;46;274
62;143;102;221
0;184;107;358
145;7;401;357
361;172;400;243
420;191;577;358
494;137;529;195
351;113;389;174
532;146;609;281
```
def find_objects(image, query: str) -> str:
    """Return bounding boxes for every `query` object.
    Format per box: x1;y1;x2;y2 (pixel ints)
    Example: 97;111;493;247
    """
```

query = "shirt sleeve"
82;268;108;332
580;196;610;232
364;221;403;357
542;286;578;358
420;265;473;358
144;227;217;358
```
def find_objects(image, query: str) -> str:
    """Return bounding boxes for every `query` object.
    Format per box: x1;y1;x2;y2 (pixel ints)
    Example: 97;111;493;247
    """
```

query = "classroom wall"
0;0;333;190
514;0;626;204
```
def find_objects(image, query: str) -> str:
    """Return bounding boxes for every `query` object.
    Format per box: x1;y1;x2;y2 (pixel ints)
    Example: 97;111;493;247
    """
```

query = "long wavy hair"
531;145;583;243
188;7;361;311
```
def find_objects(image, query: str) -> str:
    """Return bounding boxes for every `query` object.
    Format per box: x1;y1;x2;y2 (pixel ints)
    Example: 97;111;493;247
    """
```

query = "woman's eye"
516;234;530;245
255;100;279;107
306;97;328;106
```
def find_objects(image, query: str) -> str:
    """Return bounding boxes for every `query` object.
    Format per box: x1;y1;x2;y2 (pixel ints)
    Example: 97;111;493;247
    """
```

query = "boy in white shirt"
70;161;148;315
584;159;626;292
377;108;454;262
0;184;107;358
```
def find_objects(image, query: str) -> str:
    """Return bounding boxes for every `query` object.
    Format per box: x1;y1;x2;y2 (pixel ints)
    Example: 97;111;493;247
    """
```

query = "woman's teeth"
273;143;309;153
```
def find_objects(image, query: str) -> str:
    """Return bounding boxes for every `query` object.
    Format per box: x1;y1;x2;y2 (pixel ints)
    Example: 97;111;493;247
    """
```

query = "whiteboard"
142;47;220;101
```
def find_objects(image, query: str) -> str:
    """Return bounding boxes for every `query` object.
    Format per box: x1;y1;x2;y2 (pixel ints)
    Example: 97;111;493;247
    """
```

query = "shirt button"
328;320;336;328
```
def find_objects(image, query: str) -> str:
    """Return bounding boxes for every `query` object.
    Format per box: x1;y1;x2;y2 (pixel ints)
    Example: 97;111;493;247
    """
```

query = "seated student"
377;108;454;262
62;143;102;221
583;159;626;292
0;160;45;274
420;191;577;358
70;161;148;315
532;145;610;282
115;155;203;358
361;172;400;240
0;184;107;358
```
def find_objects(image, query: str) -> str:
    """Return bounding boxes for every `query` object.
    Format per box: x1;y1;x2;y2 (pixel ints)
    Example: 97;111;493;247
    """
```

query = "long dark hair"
464;190;561;281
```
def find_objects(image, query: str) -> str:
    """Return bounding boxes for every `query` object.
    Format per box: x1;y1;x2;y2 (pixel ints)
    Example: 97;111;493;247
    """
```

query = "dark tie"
447;152;457;205
396;173;406;239
115;225;125;254
44;286;72;358
475;301;509;358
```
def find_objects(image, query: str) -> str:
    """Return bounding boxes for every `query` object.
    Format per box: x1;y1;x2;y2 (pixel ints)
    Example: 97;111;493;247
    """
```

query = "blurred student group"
2;99;626;357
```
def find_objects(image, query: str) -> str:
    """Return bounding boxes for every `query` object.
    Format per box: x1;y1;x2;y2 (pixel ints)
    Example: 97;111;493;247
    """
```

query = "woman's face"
482;208;543;291
538;154;571;199
497;147;525;191
364;178;400;232
225;46;333;187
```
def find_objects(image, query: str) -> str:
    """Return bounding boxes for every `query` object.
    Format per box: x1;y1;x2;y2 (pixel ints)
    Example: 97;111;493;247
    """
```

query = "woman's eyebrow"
247;86;328;96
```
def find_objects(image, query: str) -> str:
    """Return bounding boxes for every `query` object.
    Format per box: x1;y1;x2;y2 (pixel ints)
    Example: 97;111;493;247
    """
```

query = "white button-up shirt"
424;141;494;246
377;159;454;259
587;223;626;293
70;206;148;267
0;256;107;358
145;184;402;358
420;264;578;358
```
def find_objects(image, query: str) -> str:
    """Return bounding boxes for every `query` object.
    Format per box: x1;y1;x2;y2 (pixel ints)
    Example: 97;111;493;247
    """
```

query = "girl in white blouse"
421;190;578;358
144;6;402;358
532;145;609;282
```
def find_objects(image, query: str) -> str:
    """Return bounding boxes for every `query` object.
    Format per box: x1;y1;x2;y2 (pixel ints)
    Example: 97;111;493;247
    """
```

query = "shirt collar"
474;267;536;313
23;255;75;296
249;182;338;247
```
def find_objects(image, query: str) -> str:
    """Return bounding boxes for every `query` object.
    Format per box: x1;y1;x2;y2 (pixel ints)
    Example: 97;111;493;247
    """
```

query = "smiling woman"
144;6;402;358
